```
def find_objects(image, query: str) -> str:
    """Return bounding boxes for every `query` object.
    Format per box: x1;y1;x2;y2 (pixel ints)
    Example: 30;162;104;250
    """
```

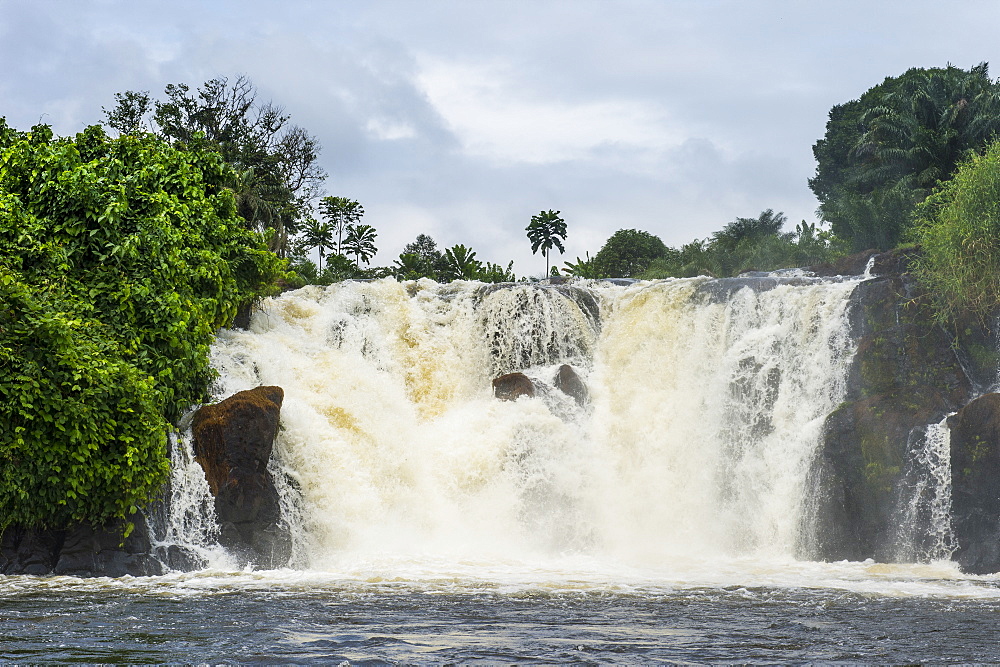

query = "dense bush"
0;119;282;529
913;140;1000;323
592;229;668;278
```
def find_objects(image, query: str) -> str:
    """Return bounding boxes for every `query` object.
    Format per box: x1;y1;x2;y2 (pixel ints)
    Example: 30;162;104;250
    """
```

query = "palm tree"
343;223;378;267
319;196;365;256
526;209;567;276
300;217;335;273
442;244;482;281
563;252;599;278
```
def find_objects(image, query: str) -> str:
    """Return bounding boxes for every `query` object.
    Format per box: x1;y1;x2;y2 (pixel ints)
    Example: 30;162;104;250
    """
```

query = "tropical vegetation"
0;119;281;530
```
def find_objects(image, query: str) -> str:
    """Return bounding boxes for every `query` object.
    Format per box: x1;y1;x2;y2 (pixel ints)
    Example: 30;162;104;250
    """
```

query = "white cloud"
416;57;682;165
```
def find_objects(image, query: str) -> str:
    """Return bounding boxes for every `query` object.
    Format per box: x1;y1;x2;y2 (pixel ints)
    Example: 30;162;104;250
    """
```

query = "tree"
103;75;326;251
403;233;442;264
810;63;1000;251
442;244;482;280
563;253;600;278
343;223;378;267
319;196;365;256
300;217;335;273
593;229;668;278
526;209;567;275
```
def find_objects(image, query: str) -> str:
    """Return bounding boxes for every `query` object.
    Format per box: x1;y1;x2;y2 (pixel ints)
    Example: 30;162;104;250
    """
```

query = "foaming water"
196;276;862;576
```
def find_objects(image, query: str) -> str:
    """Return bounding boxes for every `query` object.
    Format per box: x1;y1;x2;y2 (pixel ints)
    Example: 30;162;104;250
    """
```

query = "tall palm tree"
319;196;365;257
301;217;335;273
526;209;567;276
343;223;378;267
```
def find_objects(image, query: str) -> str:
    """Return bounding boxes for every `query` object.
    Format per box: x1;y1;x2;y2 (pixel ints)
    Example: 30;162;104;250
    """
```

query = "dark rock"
949;393;1000;574
0;527;62;575
554;364;588;406
814;273;971;562
54;513;163;577
808;249;880;277
153;544;206;572
493;373;535;401
1;513;163;577
231;300;254;330
192;386;291;568
869;246;921;277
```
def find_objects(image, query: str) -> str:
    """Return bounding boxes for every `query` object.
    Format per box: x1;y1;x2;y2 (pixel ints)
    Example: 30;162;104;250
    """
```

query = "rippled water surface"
4;559;1000;663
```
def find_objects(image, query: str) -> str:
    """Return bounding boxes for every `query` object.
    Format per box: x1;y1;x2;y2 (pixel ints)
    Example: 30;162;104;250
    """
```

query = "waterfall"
894;418;957;562
157;275;872;568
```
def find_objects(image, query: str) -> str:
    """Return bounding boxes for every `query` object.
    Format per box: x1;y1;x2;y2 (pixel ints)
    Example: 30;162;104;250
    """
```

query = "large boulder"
948;393;1000;574
191;385;291;568
492;373;536;401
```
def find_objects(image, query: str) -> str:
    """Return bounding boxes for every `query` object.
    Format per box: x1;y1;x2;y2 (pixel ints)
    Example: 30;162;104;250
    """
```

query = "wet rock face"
948;393;1000;574
191;386;291;568
492;373;535;401
0;513;164;577
814;267;971;562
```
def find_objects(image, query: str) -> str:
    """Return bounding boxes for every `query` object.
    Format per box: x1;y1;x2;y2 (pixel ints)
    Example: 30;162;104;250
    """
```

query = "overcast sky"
2;0;999;275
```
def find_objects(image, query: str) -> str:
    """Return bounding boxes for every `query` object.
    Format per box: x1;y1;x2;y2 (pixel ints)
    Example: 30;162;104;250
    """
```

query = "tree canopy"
810;63;1000;251
103;75;326;254
593;229;668;278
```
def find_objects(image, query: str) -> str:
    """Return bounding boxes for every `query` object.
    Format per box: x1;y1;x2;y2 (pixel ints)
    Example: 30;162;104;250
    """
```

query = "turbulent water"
6;276;1000;663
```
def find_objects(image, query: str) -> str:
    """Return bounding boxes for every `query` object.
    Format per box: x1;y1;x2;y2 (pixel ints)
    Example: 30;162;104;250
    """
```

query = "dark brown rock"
554;364;588;406
192;386;291;568
492;373;535;401
948;393;1000;574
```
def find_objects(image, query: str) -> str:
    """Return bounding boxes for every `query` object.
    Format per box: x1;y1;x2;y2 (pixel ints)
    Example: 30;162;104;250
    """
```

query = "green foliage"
593;229;668;278
563;253;600;278
318;196;364;256
912;140;1000;322
0;118;282;529
477;260;516;283
393;234;443;280
343;223;378;267
104;75;326;252
526;209;567;275
637;214;842;279
810;63;1000;251
442;244;480;281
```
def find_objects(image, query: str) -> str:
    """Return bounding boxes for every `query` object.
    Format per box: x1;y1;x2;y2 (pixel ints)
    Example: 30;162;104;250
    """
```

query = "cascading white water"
147;430;234;568
161;275;864;571
894;418;957;562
